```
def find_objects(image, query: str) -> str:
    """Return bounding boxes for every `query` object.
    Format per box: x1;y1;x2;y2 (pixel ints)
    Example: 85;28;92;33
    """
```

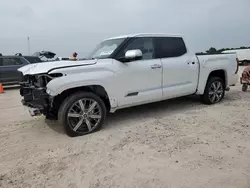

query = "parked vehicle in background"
23;56;43;64
33;51;56;59
55;57;70;61
0;55;42;85
19;33;238;137
222;49;250;65
33;51;57;62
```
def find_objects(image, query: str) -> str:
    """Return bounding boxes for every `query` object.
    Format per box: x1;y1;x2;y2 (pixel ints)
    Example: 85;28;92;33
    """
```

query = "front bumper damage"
20;82;51;117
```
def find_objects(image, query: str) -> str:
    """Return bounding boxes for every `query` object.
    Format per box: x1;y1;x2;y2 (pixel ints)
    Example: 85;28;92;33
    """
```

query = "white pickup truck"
18;33;238;137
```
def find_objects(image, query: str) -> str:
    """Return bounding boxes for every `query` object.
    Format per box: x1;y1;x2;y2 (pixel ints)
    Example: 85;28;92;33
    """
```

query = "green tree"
206;47;217;54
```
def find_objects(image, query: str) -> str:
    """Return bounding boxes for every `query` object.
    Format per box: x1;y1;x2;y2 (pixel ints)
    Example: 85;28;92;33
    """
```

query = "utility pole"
27;36;31;54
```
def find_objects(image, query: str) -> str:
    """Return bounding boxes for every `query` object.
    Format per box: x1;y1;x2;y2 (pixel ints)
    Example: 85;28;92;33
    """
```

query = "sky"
0;0;250;57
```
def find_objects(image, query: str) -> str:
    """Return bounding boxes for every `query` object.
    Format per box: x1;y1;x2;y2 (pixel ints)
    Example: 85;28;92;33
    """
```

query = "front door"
114;37;163;108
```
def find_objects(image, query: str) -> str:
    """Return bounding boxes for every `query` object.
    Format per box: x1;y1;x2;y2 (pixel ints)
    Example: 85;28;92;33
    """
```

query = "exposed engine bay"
19;73;62;117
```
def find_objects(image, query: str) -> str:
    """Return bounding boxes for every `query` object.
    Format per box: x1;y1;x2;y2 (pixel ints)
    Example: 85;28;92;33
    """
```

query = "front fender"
46;71;114;97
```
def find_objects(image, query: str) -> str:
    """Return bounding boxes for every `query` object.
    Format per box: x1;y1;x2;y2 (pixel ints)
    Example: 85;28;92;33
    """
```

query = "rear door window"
154;37;187;58
2;58;23;66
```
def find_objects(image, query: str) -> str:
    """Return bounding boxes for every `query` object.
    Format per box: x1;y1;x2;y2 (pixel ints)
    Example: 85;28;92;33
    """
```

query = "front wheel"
58;92;107;137
201;77;225;104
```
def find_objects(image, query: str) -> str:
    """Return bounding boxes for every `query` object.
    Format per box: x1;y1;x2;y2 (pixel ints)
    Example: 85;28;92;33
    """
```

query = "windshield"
87;38;125;59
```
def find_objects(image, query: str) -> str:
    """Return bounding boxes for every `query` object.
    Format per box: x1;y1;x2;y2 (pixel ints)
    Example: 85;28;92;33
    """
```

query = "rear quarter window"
154;37;187;58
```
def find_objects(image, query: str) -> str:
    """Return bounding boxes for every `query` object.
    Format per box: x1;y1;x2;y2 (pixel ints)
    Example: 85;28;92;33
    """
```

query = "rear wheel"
201;77;225;104
58;92;107;137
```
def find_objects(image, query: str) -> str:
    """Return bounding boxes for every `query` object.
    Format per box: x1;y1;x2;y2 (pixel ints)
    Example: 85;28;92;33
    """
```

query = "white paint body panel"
18;34;238;113
18;60;96;75
196;54;238;94
161;52;199;99
110;59;163;108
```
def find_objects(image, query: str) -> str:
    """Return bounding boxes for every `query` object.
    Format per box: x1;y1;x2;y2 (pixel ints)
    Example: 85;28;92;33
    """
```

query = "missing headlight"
49;73;63;78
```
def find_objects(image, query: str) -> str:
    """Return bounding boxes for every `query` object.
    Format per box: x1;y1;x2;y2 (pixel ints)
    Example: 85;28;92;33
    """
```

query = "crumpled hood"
18;60;97;75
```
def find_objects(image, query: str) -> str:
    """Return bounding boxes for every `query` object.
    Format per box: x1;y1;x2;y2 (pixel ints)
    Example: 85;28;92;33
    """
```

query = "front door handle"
151;64;162;69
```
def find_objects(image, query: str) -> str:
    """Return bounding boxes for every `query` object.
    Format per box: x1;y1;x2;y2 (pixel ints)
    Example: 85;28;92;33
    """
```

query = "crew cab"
18;33;238;137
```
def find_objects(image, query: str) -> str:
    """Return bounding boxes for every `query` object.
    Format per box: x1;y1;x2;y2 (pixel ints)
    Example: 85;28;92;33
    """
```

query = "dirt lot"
0;67;250;188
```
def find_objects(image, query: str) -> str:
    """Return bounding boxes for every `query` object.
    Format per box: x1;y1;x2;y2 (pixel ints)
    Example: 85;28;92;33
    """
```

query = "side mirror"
125;49;142;61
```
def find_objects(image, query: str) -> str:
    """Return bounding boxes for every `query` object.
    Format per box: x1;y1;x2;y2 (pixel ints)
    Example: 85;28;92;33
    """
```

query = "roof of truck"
106;33;183;40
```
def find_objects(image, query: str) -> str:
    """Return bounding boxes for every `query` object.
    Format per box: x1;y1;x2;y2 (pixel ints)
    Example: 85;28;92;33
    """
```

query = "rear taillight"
235;58;239;74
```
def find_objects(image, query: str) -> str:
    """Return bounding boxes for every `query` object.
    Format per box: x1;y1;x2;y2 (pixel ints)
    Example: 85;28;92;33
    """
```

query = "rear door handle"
151;64;162;69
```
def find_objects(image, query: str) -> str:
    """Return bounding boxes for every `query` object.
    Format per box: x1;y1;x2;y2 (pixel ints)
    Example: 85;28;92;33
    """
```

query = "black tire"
242;84;248;92
58;92;107;137
201;77;225;105
242;60;248;66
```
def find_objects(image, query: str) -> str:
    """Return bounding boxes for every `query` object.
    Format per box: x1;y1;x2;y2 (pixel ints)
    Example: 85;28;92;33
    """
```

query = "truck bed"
195;53;238;94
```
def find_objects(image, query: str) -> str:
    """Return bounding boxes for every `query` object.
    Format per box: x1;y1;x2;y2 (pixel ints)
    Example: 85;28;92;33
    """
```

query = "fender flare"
46;76;118;109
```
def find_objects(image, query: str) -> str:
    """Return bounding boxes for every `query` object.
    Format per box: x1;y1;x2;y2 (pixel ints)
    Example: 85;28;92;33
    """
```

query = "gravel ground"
0;67;250;188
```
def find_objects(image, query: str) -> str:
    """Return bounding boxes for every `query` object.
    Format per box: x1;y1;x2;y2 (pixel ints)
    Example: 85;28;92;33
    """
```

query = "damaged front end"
19;73;61;117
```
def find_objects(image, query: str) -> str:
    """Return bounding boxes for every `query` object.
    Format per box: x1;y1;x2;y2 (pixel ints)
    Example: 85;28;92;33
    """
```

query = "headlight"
49;73;63;78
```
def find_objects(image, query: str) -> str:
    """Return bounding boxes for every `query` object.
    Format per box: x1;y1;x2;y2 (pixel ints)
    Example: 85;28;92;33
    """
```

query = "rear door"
154;37;199;99
0;57;28;83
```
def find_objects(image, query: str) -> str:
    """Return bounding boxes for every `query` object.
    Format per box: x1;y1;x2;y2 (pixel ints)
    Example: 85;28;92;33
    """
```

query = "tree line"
196;46;250;55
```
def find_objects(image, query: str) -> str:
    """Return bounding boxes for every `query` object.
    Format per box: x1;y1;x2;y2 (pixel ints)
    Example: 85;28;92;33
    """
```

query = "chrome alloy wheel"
208;81;224;103
67;98;102;134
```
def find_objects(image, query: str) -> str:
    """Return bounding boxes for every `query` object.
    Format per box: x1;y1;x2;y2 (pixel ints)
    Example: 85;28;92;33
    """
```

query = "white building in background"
222;49;250;65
